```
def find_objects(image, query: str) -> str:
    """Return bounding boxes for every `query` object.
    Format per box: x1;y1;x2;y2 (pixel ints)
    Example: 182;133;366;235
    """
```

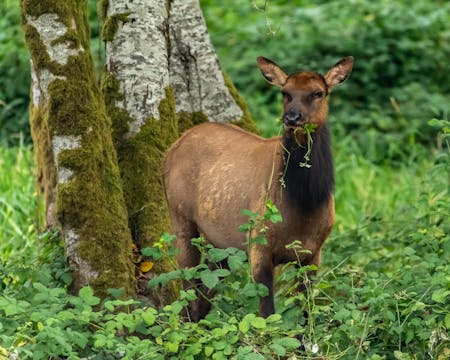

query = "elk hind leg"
172;217;204;321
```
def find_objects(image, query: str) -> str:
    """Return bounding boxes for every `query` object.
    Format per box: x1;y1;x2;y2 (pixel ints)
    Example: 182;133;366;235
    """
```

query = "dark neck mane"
281;125;334;213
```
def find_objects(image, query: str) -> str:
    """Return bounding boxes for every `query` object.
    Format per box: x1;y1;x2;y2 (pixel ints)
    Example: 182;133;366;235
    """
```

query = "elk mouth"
284;121;319;141
283;120;310;132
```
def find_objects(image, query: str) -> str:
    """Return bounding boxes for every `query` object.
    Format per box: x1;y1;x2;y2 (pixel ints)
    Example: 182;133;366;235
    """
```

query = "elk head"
257;56;354;129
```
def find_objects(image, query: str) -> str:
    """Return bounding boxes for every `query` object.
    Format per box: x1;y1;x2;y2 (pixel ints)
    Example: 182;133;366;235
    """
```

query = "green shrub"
1;123;449;358
0;0;31;146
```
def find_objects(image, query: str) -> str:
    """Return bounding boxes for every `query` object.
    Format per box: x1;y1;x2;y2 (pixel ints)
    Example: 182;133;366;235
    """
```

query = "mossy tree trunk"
101;0;256;304
20;1;135;298
20;0;256;305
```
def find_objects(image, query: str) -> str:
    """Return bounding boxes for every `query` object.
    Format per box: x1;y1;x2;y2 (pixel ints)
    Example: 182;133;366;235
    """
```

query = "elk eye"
281;91;292;102
313;91;324;99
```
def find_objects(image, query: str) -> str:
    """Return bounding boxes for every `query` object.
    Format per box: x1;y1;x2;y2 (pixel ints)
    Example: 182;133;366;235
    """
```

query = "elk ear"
257;56;288;87
324;56;354;89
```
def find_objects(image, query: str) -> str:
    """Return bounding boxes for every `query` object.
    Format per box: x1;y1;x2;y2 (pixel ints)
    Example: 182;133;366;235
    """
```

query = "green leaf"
5;303;18;316
241;209;258;217
270;343;286;356
256;283;269;297
212;340;227;350
250;316;266;329
107;287;124;299
250;235;267;245
142;309;157;325
208;248;229;262
185;342;202;356
166;341;179;353
269;213;282;223
228;252;247;272
79;286;100;306
161;232;176;244
334;308;351;321
432;289;450;304
214;269;230;277
141;246;162;260
104;301;115;311
148;270;182;287
272;337;301;350
205;346;214;357
238;223;251;233
444;313;450;329
266;313;282;323
200;271;219;289
241;283;258;298
239;314;256;333
72;333;89;349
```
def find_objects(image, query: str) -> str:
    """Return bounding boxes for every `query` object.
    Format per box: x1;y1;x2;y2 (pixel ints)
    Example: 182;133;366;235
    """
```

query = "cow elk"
163;56;354;321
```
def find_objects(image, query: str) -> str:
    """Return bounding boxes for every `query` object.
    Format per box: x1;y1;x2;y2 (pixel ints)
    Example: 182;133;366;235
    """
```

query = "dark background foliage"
1;0;449;162
203;0;450;162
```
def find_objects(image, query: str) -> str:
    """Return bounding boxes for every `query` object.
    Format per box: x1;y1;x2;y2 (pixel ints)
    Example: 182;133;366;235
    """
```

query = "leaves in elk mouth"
296;123;318;168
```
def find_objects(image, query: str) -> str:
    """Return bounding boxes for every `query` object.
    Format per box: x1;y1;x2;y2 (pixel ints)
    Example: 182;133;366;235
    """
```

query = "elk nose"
284;111;302;126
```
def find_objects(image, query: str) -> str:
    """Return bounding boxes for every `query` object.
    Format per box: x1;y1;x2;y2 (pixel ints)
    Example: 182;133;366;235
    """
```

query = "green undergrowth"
1;122;449;358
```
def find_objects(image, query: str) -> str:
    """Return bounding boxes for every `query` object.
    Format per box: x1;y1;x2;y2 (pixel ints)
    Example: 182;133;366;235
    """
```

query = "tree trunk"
20;0;256;304
101;0;256;304
20;1;135;298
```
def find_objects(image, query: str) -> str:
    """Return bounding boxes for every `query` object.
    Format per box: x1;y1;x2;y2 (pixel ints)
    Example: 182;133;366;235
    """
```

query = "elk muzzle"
283;110;304;127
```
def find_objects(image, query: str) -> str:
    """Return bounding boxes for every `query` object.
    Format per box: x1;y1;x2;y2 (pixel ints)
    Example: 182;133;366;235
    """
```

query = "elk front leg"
250;246;275;318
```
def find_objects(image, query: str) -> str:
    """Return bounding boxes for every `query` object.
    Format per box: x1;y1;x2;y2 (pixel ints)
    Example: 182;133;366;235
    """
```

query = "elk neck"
280;124;334;213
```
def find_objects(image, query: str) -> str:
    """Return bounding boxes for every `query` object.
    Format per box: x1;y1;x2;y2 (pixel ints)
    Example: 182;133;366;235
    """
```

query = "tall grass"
0;145;37;262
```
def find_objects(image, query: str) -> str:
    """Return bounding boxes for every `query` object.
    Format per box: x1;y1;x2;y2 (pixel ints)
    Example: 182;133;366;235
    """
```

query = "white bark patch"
26;13;84;65
30;61;65;107
169;0;243;122
30;61;41;107
106;1;170;134
57;167;75;184
52;135;81;184
65;229;99;285
52;135;82;160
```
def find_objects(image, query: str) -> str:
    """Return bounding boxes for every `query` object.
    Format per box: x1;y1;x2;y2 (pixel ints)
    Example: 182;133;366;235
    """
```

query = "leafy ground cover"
0;121;448;359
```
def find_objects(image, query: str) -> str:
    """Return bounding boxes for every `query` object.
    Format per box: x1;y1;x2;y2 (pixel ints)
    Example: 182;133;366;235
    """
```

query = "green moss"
104;84;177;248
98;0;109;22
101;12;130;42
102;71;179;304
21;24;51;70
177;111;208;134
50;29;80;49
21;0;136;299
21;1;71;23
223;72;259;134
